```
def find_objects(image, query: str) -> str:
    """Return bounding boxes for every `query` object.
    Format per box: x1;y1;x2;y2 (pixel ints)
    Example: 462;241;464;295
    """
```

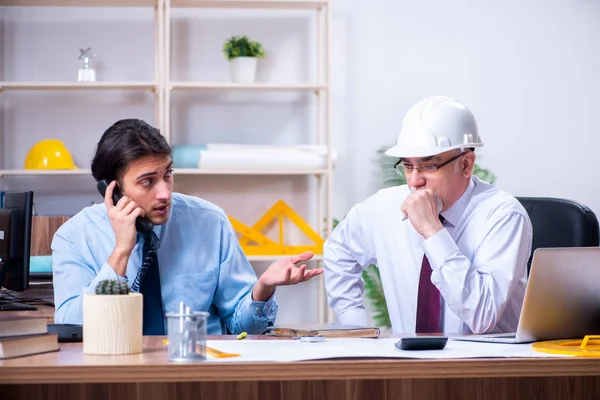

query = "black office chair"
516;197;600;274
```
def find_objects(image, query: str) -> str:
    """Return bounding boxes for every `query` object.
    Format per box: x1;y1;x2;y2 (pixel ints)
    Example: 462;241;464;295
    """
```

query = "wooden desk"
1;336;600;400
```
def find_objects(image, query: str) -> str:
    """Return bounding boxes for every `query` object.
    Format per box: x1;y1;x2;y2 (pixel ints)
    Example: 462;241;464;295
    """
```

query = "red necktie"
415;216;444;333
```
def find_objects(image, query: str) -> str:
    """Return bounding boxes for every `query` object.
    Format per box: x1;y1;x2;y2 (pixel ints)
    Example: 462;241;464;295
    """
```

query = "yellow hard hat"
24;139;78;170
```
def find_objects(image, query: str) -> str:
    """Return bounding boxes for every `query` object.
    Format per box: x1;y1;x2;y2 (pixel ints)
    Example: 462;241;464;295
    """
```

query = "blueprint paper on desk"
204;338;566;362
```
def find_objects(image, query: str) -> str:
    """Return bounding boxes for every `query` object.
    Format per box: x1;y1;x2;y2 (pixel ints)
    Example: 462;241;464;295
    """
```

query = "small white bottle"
77;47;96;82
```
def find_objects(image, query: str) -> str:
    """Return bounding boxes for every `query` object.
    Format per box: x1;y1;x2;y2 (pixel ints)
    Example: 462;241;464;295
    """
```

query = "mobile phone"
96;179;153;233
395;336;448;351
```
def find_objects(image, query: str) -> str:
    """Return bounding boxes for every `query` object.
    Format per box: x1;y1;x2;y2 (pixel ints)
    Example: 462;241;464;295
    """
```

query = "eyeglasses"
394;151;466;176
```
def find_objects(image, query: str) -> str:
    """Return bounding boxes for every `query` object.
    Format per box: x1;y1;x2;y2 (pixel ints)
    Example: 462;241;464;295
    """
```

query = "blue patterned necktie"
131;231;165;335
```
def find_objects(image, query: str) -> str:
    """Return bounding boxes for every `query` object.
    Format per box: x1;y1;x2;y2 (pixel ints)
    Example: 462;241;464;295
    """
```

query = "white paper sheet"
203;338;566;362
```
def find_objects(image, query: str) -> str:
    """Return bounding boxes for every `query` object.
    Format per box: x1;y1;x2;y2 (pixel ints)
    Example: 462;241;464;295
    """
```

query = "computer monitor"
0;191;36;311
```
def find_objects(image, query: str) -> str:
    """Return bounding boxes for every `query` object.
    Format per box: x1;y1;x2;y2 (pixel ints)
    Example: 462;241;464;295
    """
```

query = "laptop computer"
454;247;600;344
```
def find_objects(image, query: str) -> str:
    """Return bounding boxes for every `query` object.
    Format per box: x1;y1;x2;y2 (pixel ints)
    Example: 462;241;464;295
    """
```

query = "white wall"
2;0;600;325
332;0;600;218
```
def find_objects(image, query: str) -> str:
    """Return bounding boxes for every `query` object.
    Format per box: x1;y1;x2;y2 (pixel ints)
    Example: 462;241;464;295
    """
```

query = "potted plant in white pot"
222;35;266;83
83;279;143;355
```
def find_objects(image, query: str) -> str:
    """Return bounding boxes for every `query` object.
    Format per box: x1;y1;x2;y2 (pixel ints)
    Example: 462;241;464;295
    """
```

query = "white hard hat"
385;96;483;158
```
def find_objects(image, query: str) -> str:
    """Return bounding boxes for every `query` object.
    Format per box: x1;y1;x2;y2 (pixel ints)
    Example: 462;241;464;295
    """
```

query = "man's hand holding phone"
103;180;145;276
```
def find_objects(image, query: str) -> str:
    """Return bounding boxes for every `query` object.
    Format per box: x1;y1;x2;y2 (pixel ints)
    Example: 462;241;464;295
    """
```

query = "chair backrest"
516;197;600;273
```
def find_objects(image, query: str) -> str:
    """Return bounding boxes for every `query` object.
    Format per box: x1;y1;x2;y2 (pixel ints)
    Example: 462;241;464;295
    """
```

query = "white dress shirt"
324;176;532;334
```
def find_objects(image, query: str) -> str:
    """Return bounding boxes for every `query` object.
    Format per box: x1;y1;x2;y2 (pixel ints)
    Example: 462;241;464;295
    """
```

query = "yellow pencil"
162;339;241;358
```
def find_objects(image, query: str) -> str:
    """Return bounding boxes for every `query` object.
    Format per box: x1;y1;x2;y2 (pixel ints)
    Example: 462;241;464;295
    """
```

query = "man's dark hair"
91;119;171;183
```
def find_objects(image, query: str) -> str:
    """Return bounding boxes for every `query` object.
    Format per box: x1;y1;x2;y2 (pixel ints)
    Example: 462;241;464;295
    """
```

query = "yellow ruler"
532;335;600;357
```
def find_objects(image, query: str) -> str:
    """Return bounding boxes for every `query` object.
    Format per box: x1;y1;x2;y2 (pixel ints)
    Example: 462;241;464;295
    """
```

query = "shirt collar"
136;223;164;244
440;176;476;227
153;223;163;238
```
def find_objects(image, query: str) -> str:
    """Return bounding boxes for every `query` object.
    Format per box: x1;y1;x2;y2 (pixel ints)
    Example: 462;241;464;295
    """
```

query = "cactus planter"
95;279;130;295
83;279;143;355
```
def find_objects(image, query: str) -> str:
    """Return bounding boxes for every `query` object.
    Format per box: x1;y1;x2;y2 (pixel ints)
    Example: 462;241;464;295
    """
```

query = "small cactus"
95;279;130;295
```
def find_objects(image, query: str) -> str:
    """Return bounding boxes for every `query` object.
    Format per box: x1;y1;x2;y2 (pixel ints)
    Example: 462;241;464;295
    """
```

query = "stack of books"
0;315;59;359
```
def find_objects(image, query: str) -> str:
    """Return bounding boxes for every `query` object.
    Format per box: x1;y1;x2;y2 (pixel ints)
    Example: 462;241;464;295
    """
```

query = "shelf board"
2;0;328;8
0;168;328;177
171;0;328;9
1;0;156;7
0;169;93;177
0;82;157;91
247;254;323;261
1;82;328;92
174;168;328;175
170;82;328;91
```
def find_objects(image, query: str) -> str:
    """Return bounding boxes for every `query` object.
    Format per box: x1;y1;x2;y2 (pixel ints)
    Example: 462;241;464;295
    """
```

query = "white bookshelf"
0;0;165;132
162;1;333;324
0;0;333;322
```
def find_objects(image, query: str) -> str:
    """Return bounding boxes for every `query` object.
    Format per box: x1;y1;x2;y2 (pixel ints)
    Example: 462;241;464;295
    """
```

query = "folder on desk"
266;324;381;339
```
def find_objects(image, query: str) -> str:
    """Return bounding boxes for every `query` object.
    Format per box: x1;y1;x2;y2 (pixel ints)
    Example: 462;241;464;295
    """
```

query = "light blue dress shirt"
52;193;278;334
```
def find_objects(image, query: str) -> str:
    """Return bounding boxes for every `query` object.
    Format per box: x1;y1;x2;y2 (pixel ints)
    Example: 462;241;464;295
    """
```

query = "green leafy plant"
334;147;496;329
222;35;266;61
473;163;497;185
362;265;391;328
95;279;130;295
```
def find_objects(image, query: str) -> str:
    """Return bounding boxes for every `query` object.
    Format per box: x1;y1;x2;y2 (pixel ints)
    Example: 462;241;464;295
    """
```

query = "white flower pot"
82;292;143;355
230;56;258;83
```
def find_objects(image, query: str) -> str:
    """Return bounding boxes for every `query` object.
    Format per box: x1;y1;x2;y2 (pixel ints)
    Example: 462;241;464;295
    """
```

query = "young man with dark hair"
52;119;321;335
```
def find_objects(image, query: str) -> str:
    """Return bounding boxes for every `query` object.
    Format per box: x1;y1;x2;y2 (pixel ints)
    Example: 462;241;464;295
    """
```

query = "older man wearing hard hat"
323;96;532;335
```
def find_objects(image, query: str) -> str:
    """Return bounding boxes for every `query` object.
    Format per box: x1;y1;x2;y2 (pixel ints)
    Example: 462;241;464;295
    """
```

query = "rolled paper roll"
197;146;338;170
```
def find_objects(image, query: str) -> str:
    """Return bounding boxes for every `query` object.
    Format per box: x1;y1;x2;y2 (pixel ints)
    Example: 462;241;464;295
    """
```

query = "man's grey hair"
453;148;474;173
